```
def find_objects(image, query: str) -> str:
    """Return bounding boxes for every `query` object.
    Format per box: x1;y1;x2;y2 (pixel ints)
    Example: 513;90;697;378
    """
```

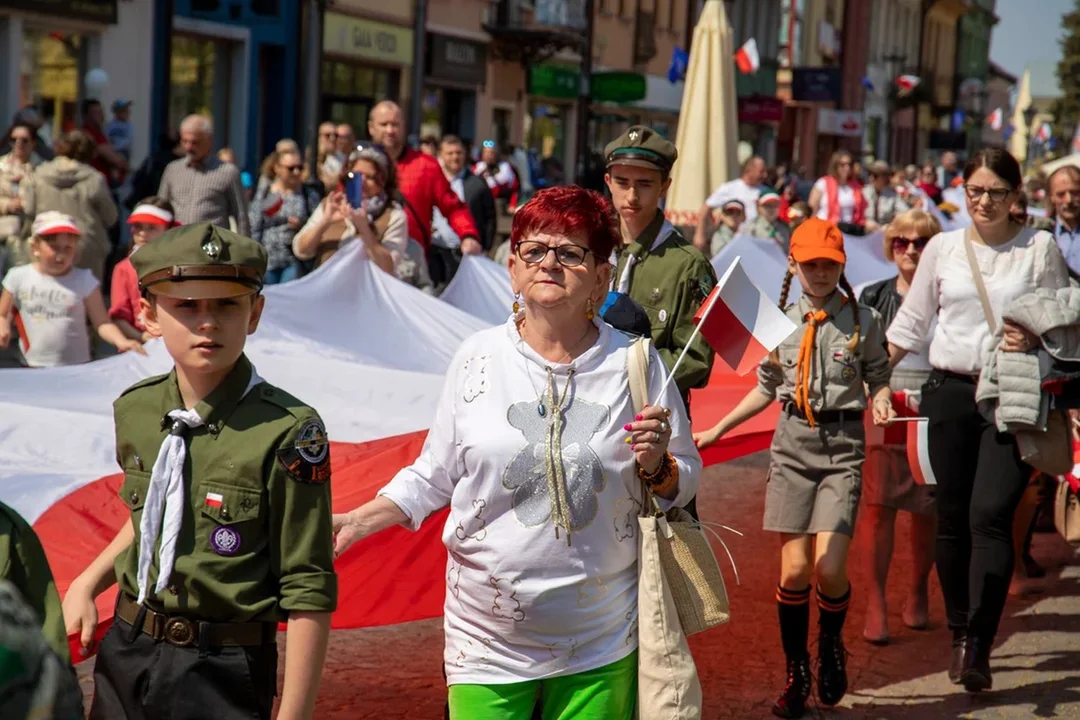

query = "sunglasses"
516;240;593;268
280;164;303;173
482;140;496;149
891;236;930;252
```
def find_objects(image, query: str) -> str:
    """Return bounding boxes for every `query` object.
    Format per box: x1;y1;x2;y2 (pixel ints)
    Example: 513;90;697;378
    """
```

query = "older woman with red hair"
332;186;701;718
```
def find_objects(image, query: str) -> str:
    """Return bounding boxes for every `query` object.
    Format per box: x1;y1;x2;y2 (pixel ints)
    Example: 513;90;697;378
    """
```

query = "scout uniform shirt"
757;292;891;412
112;354;337;622
613;211;717;399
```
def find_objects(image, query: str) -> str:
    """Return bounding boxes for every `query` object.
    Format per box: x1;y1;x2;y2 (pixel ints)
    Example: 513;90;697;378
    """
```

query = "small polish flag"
1036;122;1052;143
735;38;760;75
692;257;798;376
986;108;1003;131
907;418;937;486
1061;438;1080;494
895;74;921;95
205;492;224;508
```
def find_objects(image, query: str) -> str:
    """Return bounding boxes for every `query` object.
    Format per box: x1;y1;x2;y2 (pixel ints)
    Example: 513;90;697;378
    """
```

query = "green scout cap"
131;223;268;300
604;125;677;173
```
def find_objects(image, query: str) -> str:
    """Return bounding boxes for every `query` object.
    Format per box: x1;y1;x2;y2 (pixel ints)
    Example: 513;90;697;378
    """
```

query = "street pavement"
73;453;1080;719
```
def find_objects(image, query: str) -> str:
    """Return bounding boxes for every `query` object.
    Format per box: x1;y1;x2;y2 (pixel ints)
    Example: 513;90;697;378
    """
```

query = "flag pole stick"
652;257;737;403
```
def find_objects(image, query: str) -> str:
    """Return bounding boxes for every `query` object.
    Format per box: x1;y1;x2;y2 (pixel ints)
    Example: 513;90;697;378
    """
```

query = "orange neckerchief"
793;296;847;428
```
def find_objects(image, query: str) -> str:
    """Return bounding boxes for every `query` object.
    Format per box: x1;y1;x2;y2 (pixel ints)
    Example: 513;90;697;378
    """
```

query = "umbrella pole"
575;0;597;184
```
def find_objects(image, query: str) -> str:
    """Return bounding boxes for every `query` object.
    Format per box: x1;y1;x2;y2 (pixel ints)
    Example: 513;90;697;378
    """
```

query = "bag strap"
964;226;997;334
628;336;651;415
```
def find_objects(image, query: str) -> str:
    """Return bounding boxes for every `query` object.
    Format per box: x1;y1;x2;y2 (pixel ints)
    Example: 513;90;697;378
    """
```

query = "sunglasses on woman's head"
891;236;930;252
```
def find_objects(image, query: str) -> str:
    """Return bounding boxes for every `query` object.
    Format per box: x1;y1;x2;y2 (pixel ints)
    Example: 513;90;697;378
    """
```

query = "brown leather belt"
116;593;273;648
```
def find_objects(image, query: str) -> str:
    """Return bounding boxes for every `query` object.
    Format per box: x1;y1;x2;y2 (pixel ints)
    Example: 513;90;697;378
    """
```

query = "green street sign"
529;65;581;99
591;71;647;103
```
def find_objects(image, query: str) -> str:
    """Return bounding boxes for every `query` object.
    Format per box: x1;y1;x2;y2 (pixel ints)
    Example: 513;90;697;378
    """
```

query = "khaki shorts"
763;411;865;537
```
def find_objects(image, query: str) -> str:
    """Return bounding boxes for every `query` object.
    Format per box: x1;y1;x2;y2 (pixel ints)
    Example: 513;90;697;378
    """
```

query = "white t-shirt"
887;227;1070;374
2;264;98;367
705;178;762;221
813;177;856;222
378;318;701;685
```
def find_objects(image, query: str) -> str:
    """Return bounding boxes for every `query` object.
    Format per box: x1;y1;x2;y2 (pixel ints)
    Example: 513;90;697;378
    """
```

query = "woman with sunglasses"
857;210;941;646
888;149;1070;692
331;186;700;719
0;123;38;271
809;150;867;234
248;148;321;284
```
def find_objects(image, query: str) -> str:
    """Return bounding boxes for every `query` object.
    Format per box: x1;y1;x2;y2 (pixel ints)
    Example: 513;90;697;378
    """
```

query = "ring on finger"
659;421;669;434
652;431;660;443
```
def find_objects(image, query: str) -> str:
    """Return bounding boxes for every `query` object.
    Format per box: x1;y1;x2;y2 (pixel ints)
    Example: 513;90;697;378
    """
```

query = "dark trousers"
90;617;278;720
922;369;1031;641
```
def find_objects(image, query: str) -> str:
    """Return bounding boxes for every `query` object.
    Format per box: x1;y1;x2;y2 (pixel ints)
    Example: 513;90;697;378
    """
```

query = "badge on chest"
832;350;858;383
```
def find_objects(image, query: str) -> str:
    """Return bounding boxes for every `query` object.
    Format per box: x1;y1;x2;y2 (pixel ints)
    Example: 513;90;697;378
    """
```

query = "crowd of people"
1;93;1079;720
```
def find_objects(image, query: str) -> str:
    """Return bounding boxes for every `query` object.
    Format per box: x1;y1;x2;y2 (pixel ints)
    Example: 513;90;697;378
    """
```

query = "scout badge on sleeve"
276;419;331;483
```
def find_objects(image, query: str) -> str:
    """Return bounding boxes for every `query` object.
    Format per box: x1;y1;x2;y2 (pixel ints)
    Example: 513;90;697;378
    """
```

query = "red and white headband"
32;212;82;237
128;204;175;227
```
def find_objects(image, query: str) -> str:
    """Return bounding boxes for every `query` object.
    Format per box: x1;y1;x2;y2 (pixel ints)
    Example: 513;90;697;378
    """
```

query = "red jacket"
396;148;478;251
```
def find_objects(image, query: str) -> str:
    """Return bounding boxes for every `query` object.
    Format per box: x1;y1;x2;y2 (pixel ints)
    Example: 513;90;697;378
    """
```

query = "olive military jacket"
614;212;718;399
0;501;70;664
112;355;337;623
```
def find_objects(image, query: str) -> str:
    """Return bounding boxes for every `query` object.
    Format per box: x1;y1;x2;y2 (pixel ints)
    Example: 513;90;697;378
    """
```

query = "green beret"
131;223;268;300
604;125;677;173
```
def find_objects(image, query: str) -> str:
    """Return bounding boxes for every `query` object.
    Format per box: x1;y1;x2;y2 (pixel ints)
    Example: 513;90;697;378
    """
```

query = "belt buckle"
164;616;197;647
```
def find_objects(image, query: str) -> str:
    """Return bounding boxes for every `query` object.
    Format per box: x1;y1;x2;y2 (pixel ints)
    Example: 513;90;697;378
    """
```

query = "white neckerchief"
610;220;674;294
136;366;264;604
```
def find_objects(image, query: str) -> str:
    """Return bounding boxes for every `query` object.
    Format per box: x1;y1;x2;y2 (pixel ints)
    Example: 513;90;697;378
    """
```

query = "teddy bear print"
490;576;525;622
462;355;490;403
502;397;609;532
454;637;494;668
625;606;639;646
547;638;579;670
576;577;610;609
455;499;488;542
447;552;463;599
613;496;641;542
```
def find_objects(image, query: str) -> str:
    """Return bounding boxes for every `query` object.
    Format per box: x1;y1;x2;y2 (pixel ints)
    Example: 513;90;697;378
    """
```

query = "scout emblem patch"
658;309;668;323
628;129;639;142
276;419;331;483
833;351;857;383
210;525;241;556
202;235;222;260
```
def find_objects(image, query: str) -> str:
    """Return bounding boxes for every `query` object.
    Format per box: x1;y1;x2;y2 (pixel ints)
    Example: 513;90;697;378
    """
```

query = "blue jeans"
264;263;300;285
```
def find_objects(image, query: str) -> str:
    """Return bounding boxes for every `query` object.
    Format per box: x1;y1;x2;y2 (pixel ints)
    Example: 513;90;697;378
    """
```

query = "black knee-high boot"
773;585;812;719
816;585;851;707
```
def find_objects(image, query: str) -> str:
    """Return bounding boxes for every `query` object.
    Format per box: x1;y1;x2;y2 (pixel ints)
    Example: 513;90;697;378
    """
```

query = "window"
21;30;85;142
170;36;219;129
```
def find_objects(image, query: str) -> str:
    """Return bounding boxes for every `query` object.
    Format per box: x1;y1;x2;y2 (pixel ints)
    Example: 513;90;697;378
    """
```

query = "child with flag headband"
694;217;894;719
61;222;337;720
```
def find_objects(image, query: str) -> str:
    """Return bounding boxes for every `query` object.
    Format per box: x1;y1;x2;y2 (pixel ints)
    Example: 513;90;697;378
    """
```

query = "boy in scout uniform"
695;218;894;718
604;125;717;412
61;223;337;720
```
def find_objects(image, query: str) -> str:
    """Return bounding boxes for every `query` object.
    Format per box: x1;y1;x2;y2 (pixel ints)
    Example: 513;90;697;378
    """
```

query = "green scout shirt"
112;354;337;623
0;501;70;664
615;212;717;399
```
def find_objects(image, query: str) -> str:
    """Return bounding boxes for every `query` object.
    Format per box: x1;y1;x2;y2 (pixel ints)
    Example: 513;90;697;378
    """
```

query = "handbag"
963;228;1072;475
627;337;728;719
1054;428;1080;545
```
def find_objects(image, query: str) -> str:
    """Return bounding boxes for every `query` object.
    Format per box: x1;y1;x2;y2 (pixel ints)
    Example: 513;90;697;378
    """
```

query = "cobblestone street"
76;453;1080;718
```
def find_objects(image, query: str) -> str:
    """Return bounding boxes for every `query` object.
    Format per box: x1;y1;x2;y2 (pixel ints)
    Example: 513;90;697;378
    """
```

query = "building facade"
863;0;921;164
956;0;997;155
730;0;783;165
982;61;1016;149
916;0;970;161
0;0;155;164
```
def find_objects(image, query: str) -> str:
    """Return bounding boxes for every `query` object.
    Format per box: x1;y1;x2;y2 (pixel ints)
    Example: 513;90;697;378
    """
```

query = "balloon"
84;68;109;97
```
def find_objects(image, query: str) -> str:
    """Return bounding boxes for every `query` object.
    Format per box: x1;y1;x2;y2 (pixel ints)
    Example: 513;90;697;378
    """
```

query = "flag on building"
895;74;921;96
667;46;689;85
861;76;875;92
735;38;760;74
693;257;797;375
986;107;1003;131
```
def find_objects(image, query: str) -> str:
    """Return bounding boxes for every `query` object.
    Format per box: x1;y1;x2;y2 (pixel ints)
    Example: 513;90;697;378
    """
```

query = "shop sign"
738;95;784;124
0;0;116;23
529;65;580;100
818;109;864;137
427;34;487;86
323;12;414;66
791;67;842;103
591;72;646;104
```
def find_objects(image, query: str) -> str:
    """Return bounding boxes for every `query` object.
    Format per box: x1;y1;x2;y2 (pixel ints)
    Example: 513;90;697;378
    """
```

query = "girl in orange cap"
694;217;895;718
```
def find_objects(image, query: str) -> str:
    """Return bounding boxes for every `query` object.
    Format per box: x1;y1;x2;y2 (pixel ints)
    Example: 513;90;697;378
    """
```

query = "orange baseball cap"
789;217;846;264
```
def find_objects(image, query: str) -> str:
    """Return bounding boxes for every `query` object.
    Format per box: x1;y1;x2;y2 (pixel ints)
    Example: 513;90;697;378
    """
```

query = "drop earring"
512;293;521;314
586;300;595;320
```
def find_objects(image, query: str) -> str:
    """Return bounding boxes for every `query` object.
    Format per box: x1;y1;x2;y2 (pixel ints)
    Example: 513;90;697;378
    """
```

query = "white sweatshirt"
379;317;701;685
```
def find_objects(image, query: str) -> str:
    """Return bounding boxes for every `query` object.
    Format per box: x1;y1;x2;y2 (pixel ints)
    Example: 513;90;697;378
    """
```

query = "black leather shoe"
817;632;848;707
961;636;993;692
948;634;967;684
772;656;812;718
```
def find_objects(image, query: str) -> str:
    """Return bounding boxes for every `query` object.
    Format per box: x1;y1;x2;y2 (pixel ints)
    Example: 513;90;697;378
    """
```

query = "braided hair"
777;270;795;310
838;272;860;352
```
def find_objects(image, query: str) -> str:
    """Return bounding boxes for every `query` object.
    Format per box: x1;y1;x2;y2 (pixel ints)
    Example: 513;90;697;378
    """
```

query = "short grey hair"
180;114;213;136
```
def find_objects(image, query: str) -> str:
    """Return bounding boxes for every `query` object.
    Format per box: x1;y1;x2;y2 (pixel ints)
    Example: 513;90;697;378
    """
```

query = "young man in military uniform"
61;223;337;720
604;125;717;411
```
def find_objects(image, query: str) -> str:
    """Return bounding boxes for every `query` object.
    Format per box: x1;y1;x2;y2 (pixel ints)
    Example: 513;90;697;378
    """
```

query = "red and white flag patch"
205;492;224;509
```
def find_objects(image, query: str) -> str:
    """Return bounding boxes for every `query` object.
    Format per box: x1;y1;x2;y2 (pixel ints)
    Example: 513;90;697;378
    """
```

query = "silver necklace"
518;323;595;417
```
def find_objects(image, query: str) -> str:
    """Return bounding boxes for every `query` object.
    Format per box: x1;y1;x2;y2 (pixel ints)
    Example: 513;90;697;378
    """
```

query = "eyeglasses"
320;132;337;139
965;185;1012;203
516;240;593;267
280;164;303;173
482;140;496;149
11;136;31;145
891;236;931;252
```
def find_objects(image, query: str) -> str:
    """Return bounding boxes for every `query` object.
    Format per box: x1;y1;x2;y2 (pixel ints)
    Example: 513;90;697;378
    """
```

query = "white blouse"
887;227;1070;374
378;317;701;685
